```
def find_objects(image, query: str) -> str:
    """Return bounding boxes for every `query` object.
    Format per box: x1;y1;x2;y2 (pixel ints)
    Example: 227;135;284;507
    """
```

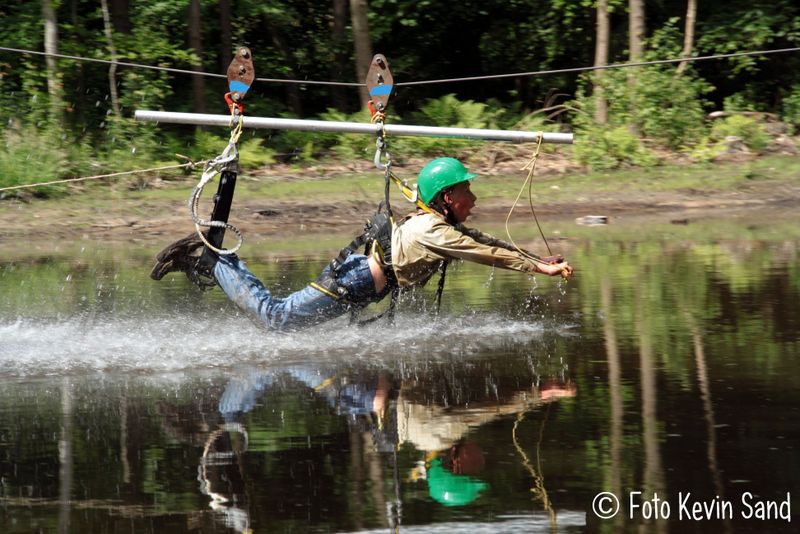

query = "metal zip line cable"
1;45;798;88
0;46;360;87
397;47;800;86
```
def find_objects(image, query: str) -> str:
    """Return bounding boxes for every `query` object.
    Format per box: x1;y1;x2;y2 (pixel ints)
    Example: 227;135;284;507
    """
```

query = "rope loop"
188;100;246;256
504;132;553;263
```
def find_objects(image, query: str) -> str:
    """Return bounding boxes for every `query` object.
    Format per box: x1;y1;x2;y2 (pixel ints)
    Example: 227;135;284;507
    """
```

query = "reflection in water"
199;423;252;533
636;288;668;534
1;229;798;533
687;311;733;534
184;363;577;533
58;379;72;534
601;279;624;532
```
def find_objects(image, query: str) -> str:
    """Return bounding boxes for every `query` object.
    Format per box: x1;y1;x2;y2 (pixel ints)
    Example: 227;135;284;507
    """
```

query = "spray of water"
0;310;565;378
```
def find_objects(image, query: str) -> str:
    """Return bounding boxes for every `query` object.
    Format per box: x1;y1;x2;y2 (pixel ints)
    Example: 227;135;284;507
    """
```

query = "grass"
4;154;798;245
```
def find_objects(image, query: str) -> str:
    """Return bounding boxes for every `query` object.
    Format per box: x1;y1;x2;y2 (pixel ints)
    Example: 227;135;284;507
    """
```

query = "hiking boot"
150;232;218;289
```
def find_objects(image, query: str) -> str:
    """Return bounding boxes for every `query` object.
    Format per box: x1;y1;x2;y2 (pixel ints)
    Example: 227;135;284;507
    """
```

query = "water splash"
0;310;565;378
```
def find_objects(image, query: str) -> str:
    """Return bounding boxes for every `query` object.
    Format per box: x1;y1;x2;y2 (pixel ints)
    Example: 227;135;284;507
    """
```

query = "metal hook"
374;136;391;170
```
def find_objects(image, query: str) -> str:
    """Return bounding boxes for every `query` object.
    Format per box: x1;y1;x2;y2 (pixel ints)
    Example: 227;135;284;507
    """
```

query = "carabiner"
374;136;391;170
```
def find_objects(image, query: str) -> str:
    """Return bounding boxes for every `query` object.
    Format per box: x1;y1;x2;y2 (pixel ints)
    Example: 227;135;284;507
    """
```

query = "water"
0;217;798;533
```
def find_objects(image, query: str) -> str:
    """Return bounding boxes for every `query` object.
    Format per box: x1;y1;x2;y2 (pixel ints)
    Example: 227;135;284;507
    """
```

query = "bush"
0;126;89;197
573;125;658;170
782;84;800;131
570;19;713;165
391;94;503;158
710;115;769;151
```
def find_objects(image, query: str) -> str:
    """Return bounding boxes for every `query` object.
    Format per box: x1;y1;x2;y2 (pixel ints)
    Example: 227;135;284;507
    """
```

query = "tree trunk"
594;0;610;124
42;0;63;126
349;0;373;108
676;0;697;75
628;0;645;62
100;0;121;117
627;0;645;132
331;0;350;111
219;0;233;74
188;0;207;115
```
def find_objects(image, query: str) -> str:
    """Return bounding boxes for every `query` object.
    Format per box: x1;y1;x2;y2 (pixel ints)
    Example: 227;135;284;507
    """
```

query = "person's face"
443;181;476;223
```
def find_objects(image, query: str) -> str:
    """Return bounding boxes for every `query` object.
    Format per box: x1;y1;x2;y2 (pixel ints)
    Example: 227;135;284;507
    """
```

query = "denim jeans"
214;253;387;331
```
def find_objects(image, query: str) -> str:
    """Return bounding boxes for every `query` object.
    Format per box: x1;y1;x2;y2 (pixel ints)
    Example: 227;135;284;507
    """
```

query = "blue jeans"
214;253;388;331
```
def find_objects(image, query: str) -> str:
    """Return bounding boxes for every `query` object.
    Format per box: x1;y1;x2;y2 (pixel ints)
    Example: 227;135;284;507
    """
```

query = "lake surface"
1;214;798;533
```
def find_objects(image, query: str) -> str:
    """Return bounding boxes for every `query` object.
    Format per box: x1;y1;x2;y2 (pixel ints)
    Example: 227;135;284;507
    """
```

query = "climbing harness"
322;55;449;323
190;47;255;273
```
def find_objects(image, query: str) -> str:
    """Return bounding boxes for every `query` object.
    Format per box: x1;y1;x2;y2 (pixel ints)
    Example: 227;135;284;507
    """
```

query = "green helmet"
417;157;478;206
426;458;488;507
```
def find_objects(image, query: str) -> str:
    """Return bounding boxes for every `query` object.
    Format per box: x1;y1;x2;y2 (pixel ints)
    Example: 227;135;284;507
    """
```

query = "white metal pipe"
134;110;574;144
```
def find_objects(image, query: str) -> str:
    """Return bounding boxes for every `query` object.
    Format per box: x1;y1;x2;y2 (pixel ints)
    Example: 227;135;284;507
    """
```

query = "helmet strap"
430;189;458;225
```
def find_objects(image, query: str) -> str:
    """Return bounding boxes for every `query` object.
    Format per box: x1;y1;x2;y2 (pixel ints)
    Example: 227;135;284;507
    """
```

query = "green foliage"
697;1;800;76
686;136;726;163
782;84;800;129
0;127;65;197
573;125;658;171
391;94;504;158
316;108;374;160
0;125;96;198
710;115;770;151
0;0;797;184
239;137;277;170
570;20;715;169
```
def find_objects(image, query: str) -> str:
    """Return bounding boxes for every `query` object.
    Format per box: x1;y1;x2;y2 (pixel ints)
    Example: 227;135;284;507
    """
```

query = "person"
151;157;573;331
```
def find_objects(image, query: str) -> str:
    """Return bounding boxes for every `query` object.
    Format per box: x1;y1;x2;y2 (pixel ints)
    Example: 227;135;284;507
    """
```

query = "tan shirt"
390;211;540;287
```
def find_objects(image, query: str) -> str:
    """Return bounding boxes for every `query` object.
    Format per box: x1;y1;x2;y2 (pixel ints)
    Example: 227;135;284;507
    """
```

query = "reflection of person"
414;441;489;507
400;378;577;507
195;366;576;522
151;157;573;331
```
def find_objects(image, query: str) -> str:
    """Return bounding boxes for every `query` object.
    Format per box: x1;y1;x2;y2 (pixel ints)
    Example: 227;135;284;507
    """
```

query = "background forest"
1;0;799;194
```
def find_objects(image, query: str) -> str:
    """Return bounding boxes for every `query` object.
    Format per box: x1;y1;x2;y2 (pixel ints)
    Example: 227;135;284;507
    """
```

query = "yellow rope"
512;406;557;530
504;132;552;263
0;160;203;193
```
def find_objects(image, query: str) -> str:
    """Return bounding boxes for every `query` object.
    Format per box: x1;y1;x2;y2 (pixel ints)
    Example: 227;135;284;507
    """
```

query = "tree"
627;0;645;129
349;0;372;108
594;0;610;123
331;0;350;111
628;0;645;62
100;0;121;117
676;0;697;75
188;0;207;115
41;0;63;126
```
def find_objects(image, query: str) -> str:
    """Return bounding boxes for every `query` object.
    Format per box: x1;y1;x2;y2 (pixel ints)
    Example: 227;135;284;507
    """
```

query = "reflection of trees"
601;279;624;532
58;379;73;534
685;310;732;534
636;286;667;534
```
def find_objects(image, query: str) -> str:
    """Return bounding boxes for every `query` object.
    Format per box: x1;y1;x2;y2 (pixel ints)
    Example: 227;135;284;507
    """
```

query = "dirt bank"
2;155;799;250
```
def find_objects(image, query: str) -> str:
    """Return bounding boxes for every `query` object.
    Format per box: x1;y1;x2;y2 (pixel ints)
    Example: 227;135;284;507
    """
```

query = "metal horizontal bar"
134;110;574;144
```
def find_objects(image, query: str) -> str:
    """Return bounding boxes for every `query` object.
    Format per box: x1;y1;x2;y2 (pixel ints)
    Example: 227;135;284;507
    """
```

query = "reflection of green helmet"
417;157;478;206
427;458;488;507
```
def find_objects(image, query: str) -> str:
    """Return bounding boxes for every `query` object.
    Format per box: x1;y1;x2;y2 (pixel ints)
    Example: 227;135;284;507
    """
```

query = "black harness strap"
197;169;237;276
435;260;449;316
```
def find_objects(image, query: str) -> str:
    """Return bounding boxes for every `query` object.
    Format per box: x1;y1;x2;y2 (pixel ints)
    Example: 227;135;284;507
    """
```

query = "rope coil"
189;110;245;255
504;133;553;263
